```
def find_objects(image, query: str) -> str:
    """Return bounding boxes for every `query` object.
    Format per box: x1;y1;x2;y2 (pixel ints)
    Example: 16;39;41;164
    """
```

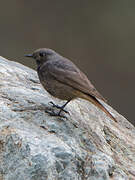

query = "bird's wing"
44;59;107;102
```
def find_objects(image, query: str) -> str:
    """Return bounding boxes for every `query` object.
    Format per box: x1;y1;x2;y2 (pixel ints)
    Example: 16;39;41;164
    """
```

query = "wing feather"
43;59;107;102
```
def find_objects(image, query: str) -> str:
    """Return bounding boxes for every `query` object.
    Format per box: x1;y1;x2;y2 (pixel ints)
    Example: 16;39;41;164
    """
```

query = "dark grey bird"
25;48;117;122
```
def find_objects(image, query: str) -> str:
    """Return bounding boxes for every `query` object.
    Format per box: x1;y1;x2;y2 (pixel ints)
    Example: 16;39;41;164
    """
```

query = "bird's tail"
78;91;117;122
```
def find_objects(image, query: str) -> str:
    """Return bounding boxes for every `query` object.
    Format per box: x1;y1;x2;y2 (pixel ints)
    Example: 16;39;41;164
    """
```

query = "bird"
25;48;117;122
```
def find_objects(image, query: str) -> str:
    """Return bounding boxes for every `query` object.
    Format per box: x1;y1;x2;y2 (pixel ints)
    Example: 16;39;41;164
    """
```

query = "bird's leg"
46;100;71;118
49;100;70;113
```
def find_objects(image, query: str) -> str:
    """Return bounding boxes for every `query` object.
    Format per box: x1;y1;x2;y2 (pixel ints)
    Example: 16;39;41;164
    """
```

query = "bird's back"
39;55;106;102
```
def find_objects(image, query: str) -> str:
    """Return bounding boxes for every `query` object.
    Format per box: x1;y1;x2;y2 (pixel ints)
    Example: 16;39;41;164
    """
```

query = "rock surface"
0;56;135;180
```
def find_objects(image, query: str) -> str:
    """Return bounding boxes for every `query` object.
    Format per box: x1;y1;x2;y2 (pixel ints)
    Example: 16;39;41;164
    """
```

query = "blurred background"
0;0;135;125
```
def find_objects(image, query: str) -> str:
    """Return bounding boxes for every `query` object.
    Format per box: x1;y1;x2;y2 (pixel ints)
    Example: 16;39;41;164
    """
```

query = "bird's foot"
45;109;67;119
49;101;69;114
46;101;70;118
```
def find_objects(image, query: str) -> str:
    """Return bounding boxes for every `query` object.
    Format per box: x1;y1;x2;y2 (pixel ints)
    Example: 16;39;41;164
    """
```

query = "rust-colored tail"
90;96;117;122
79;92;117;122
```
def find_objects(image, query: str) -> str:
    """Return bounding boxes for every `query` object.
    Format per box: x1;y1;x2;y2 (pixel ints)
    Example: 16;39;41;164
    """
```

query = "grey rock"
0;56;134;180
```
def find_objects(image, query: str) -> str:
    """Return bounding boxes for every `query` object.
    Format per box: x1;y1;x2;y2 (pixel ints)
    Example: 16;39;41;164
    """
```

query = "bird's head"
25;48;57;66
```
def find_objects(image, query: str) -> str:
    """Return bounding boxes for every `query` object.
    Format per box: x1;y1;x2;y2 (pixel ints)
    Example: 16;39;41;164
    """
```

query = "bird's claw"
45;109;67;119
49;101;56;107
48;101;69;114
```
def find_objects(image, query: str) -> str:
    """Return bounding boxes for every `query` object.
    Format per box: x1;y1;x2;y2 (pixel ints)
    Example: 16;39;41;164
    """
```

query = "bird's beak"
24;54;33;58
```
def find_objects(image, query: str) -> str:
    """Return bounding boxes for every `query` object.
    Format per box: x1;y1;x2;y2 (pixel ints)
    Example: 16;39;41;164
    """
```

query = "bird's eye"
39;52;44;57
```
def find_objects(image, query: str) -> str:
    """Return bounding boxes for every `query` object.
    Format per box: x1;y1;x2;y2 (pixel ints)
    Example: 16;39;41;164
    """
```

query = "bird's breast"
37;69;76;100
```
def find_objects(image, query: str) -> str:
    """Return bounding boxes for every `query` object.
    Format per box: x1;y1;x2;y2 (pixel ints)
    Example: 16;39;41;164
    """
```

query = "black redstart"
25;48;117;122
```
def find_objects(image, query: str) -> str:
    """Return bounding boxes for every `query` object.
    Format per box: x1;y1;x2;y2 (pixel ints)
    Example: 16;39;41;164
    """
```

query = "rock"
0;56;134;180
